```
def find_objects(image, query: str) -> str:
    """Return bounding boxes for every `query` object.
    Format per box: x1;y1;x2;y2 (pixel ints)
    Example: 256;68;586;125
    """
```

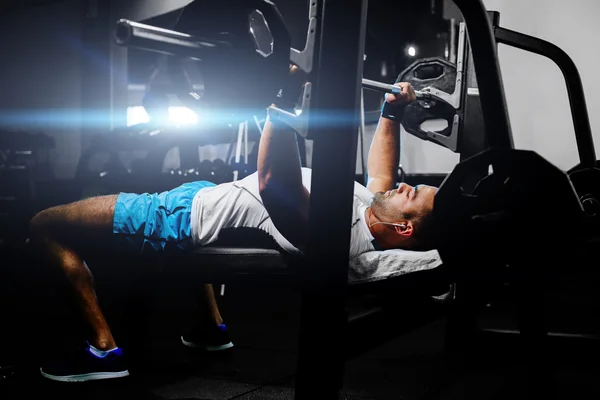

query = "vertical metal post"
453;0;513;150
109;2;129;131
448;19;457;63
81;0;128;151
459;11;503;162
459;12;505;195
294;0;368;398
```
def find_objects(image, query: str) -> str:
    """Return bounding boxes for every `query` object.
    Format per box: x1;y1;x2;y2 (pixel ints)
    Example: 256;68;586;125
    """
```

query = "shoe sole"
180;336;234;351
40;368;130;382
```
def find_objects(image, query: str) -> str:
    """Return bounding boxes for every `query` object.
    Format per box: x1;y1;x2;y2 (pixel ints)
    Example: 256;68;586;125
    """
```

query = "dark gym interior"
1;0;600;399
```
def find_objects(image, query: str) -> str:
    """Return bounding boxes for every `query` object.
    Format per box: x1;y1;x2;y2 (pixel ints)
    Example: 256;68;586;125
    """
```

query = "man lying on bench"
29;76;438;382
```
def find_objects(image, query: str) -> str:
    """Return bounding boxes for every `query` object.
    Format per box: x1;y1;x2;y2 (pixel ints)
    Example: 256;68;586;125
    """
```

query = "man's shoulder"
353;181;373;203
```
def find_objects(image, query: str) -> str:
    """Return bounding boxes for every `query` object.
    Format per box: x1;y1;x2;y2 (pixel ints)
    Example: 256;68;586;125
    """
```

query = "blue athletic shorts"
112;181;216;255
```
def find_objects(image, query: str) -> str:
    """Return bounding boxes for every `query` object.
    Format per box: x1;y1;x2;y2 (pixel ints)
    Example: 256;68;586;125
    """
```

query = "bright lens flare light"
168;107;198;125
127;106;199;126
407;46;416;57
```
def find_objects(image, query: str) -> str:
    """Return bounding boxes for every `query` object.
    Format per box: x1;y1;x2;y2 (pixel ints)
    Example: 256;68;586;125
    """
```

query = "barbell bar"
114;19;434;101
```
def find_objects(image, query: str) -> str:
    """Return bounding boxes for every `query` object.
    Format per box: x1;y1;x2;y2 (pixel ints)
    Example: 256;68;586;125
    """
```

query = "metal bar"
494;26;596;168
113;19;228;59
294;0;368;398
365;21;466;110
116;20;444;104
449;19;457;63
453;0;513;150
81;2;116;155
480;328;600;340
362;78;430;98
458;12;503;192
362;78;403;94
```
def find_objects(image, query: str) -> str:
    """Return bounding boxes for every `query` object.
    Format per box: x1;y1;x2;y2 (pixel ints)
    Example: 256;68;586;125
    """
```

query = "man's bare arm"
366;83;416;195
367;118;401;194
257;113;310;248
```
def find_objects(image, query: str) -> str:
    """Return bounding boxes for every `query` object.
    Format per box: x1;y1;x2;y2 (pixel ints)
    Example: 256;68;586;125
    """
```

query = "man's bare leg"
182;284;233;351
31;192;232;377
30;195;118;351
199;284;224;326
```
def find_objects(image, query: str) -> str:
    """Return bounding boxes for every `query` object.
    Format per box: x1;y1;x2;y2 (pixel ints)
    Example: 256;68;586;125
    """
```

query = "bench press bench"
118;227;456;365
168;226;450;290
192;243;455;360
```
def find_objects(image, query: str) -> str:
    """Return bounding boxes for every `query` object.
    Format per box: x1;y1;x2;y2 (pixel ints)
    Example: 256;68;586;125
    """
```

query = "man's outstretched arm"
366;82;416;195
257;110;310;248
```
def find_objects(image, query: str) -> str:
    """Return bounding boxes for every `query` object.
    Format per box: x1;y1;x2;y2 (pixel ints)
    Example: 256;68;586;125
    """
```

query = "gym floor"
1;252;600;400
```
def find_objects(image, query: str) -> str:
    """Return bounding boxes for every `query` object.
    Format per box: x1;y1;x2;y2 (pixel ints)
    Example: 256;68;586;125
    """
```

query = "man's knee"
30;206;60;240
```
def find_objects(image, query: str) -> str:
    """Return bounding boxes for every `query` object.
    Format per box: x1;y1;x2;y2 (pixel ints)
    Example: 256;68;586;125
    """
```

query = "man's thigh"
38;195;118;254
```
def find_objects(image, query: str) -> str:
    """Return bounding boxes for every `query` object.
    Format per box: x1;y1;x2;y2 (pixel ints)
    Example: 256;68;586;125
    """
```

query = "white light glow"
126;106;198;126
381;61;388;77
168;106;198;125
127;107;149;126
407;46;416;57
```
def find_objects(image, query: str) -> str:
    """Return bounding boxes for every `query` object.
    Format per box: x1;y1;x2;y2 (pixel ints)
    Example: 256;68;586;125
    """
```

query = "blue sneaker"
181;324;234;351
40;344;130;382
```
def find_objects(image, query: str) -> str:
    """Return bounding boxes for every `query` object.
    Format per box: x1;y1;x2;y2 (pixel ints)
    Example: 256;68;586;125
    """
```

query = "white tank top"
190;168;376;258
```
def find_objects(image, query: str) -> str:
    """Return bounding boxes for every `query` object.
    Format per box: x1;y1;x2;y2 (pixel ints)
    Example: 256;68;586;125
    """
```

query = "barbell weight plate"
434;148;583;258
397;57;458;141
168;0;291;124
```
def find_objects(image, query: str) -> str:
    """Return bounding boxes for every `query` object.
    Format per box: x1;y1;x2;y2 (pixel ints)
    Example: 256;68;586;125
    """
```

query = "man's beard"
370;192;398;221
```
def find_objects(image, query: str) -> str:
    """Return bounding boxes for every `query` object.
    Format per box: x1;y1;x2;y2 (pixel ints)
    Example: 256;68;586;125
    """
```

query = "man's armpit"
367;176;394;195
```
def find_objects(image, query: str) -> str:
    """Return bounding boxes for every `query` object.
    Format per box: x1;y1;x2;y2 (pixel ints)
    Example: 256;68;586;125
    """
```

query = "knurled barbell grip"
362;78;426;98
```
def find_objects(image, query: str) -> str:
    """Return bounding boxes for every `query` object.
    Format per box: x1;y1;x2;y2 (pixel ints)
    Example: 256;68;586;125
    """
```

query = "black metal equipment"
75;122;244;197
434;147;585;394
363;33;465;152
491;23;600;234
424;0;566;395
112;0;596;398
360;22;467;155
438;5;600;393
458;12;500;162
435;148;584;257
292;0;368;397
0;130;54;247
494;26;595;169
395;53;463;152
115;0;291;124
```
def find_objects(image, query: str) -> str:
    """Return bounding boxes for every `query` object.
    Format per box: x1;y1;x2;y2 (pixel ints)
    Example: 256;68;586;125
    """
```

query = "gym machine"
493;23;600;232
369;5;600;354
367;10;600;231
74;122;245;195
0;130;55;249
467;12;600;349
112;0;595;398
115;15;465;146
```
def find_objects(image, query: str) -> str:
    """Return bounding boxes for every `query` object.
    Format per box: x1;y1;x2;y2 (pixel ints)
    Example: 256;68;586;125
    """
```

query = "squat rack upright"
294;0;513;398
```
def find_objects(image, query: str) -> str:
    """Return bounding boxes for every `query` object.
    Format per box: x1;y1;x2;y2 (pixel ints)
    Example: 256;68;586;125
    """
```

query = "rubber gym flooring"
1;251;600;400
